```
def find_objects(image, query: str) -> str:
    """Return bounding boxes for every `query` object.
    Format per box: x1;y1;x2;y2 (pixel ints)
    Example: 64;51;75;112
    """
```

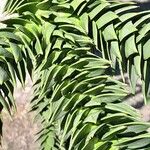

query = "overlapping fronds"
0;22;26;114
0;0;150;149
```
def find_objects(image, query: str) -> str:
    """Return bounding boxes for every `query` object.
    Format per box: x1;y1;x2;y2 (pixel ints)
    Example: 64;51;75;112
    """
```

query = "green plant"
0;0;150;149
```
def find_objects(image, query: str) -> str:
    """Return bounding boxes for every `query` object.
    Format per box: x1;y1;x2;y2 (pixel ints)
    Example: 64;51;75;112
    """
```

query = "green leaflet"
17;2;38;14
36;0;51;10
102;126;127;140
122;124;150;134
59;24;86;35
83;84;105;95
69;124;92;150
124;34;138;58
127;138;150;149
5;0;25;13
0;66;9;85
80;13;89;34
110;41;122;61
139;22;150;37
50;80;68;102
43;131;55;150
7;62;17;85
115;5;138;15
0;94;11;115
105;103;140;118
119;21;137;42
61;80;77;96
142;60;150;104
143;39;150;60
92;21;98;48
116;12;137;27
18;32;36;62
60;109;78;143
71;0;86;11
116;133;150;145
134;55;141;77
3;82;16;111
83;108;102;124
41;51;62;70
96;11;118;29
9;42;22;62
101;113;131;123
16;59;26;87
0;31;21;43
127;59;138;94
103;24;117;41
42;22;55;45
81;137;98;150
88;2;109;20
1;18;30;26
85;93;126;107
25;23;43;55
63;94;87;111
94;141;111;150
0;47;13;59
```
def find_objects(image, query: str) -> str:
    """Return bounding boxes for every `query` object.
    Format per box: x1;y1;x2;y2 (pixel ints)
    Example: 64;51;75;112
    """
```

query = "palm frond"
0;0;150;149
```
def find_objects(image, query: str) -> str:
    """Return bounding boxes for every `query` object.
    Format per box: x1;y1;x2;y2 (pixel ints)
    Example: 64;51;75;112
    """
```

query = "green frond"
0;0;150;149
